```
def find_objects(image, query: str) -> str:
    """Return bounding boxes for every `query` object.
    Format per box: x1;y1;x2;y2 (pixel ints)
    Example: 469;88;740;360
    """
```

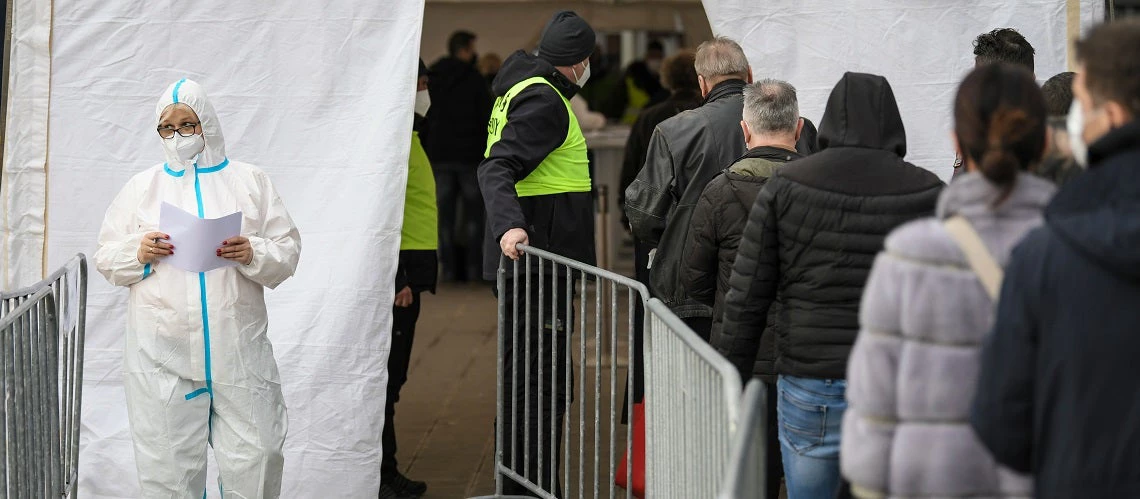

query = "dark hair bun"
953;64;1047;204
979;107;1030;187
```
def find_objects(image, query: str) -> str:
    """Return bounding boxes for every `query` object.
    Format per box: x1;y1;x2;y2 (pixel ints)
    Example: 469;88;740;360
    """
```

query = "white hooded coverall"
95;79;301;498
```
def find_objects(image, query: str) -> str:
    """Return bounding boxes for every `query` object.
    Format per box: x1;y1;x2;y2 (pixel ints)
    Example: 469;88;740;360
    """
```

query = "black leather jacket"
624;80;747;317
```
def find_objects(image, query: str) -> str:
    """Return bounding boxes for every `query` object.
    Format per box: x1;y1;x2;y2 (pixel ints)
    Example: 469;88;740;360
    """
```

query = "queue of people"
616;18;1139;499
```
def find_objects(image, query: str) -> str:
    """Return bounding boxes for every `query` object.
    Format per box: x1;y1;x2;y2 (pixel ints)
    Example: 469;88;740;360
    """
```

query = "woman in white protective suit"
95;78;300;498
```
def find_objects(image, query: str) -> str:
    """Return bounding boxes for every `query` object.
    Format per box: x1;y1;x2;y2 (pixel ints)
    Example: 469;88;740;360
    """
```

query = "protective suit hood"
156;78;228;170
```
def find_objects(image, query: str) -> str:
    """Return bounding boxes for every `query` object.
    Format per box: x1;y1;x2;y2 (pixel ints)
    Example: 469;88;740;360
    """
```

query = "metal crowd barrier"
473;244;646;499
472;245;750;499
643;299;744;499
0;255;87;498
718;380;769;499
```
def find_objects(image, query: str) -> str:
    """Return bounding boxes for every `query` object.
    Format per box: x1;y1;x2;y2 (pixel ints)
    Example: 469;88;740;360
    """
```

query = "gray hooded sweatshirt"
840;172;1055;498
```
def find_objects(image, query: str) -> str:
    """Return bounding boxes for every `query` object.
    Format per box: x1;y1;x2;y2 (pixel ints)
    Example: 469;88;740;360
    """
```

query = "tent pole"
1;0;14;188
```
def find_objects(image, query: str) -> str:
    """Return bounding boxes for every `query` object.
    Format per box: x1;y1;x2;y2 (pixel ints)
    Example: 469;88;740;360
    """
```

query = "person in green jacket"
380;59;439;499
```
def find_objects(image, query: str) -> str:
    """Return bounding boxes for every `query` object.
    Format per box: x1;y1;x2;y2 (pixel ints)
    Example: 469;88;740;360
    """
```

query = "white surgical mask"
1066;100;1089;169
162;133;205;165
573;63;591;87
415;90;431;117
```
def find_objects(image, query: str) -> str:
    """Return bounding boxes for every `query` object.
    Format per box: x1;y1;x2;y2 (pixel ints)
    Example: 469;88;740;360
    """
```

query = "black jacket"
683;146;801;381
422;56;494;166
717;73;943;381
478;51;596;279
971;120;1140;499
624;80;748;317
619;89;705;211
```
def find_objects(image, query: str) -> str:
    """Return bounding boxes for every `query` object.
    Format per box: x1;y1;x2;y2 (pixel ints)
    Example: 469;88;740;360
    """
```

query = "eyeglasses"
157;123;201;139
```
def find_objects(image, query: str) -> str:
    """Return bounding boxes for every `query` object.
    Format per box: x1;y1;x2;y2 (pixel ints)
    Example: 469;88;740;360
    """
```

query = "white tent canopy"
4;1;424;497
0;1;1105;497
703;0;1104;179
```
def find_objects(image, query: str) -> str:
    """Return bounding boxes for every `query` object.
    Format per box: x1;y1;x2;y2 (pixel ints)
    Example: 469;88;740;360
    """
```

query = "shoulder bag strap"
943;215;1004;300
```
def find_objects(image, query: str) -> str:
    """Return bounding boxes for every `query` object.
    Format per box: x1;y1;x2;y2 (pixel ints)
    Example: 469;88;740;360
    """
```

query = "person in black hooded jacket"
478;11;596;498
423;31;494;282
971;21;1140;499
717;72;943;498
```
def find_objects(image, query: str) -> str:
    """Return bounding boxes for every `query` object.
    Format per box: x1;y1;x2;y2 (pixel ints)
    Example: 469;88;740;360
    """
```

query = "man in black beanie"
477;10;596;498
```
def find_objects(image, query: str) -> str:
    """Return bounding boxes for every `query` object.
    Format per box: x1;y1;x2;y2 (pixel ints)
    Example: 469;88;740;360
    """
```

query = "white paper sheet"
159;203;241;273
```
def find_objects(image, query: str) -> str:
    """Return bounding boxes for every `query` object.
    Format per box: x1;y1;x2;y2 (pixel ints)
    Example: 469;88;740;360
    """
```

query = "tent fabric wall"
701;0;1104;180
0;0;50;290
39;1;424;497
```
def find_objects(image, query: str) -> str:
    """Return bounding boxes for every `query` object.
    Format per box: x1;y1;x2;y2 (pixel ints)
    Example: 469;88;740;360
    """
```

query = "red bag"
615;401;646;497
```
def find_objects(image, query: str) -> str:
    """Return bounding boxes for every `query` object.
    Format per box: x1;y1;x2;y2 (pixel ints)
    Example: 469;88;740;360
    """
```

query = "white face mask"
415;89;431;117
1066;100;1089;169
162;133;205;165
572;63;591;87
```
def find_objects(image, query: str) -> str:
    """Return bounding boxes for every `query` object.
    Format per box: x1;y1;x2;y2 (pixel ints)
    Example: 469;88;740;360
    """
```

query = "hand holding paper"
218;236;254;265
159;202;243;273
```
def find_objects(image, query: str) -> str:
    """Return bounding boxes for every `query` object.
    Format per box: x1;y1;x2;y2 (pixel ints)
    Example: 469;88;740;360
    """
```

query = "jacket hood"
725;147;801;208
1046;121;1140;279
430;56;479;91
155;78;227;171
729;146;800;176
491;50;577;99
936;172;1055;220
817;72;907;157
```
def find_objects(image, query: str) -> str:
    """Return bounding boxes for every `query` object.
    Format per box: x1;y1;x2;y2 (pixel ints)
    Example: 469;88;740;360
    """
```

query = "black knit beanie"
537;11;596;67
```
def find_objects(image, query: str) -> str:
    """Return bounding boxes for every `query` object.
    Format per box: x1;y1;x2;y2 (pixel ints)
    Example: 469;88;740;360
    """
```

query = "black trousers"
382;292;421;476
434;164;484;282
497;275;571;498
765;380;784;499
681;316;713;343
620;238;652;424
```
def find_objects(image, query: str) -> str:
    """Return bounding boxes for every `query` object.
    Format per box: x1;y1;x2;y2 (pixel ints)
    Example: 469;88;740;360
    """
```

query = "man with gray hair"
682;79;803;499
624;36;753;338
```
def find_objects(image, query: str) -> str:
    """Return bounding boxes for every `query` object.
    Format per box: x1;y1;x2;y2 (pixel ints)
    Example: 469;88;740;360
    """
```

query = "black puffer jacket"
478;51;595;279
682;146;802;382
717;73;944;381
972;121;1140;499
422;56;494;166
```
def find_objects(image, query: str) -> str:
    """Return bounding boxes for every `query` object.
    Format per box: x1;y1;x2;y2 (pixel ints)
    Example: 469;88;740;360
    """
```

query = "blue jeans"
777;375;846;499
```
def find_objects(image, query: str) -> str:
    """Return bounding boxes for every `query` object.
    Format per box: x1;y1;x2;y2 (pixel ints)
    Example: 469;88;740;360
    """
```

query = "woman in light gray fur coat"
840;64;1060;499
